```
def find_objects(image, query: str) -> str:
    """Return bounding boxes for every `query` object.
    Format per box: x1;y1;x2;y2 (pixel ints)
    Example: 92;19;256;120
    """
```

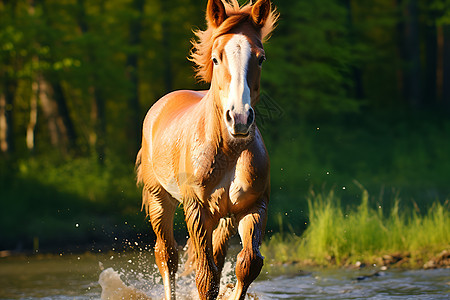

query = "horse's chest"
213;156;262;213
199;166;255;218
187;145;266;214
228;166;257;206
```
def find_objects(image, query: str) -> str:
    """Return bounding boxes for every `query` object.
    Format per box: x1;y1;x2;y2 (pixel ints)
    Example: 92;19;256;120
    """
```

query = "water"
0;251;448;299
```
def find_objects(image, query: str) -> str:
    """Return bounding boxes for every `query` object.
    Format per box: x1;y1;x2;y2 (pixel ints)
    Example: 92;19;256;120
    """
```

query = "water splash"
97;251;259;299
99;268;151;300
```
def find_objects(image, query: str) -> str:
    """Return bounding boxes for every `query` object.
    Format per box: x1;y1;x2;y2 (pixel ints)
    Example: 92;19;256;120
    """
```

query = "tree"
432;0;450;110
401;0;422;108
424;1;438;108
125;0;144;159
443;24;450;109
0;0;20;155
262;0;359;118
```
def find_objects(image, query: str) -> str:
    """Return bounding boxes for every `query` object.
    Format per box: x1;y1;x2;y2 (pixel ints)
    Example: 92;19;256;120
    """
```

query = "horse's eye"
212;57;219;65
258;56;266;66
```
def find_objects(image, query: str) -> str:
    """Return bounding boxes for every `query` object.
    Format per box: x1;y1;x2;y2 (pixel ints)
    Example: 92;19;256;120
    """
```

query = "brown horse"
136;0;277;299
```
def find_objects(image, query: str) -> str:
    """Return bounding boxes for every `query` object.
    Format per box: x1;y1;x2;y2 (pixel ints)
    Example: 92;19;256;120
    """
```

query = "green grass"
262;183;450;267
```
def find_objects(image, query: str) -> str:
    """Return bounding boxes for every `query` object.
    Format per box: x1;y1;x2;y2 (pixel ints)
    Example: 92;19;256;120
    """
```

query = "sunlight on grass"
262;183;450;267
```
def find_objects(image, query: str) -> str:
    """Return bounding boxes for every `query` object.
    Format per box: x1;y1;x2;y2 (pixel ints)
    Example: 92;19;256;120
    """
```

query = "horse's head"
191;0;277;139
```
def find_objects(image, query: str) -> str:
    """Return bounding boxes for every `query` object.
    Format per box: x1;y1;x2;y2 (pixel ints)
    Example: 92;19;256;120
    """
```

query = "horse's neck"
201;89;223;151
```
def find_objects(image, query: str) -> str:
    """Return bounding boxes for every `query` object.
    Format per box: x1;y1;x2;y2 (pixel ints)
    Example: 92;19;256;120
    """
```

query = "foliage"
0;156;145;250
264;112;450;232
263;0;360;115
1;0;450;251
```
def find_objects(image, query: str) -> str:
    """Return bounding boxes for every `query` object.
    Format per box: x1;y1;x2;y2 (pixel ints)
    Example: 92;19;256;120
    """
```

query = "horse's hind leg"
146;188;179;300
230;198;268;300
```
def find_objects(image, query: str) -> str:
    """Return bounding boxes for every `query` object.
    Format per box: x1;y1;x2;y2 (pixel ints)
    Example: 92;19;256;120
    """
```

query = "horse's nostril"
226;110;233;124
247;108;254;125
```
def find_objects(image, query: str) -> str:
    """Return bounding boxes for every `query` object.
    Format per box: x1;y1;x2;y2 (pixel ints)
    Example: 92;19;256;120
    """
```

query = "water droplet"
75;223;79;228
342;186;346;190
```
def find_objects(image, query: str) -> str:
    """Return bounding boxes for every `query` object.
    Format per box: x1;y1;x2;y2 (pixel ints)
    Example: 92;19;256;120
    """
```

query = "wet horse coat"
136;1;278;299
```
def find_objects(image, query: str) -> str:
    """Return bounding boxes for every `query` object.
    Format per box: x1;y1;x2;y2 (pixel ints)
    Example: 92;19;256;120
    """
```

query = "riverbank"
264;248;450;271
262;185;450;270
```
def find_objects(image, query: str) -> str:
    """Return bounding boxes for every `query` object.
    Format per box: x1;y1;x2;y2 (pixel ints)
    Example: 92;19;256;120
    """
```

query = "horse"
135;0;278;299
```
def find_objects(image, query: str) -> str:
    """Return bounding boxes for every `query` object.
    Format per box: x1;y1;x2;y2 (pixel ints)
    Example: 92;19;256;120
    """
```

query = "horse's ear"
206;0;227;28
251;0;271;28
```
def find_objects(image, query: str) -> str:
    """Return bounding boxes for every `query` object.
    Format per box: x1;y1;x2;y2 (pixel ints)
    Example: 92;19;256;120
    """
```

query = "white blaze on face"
224;34;252;125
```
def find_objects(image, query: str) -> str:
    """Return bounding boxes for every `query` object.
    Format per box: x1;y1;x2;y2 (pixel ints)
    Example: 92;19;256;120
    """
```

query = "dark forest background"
1;0;450;252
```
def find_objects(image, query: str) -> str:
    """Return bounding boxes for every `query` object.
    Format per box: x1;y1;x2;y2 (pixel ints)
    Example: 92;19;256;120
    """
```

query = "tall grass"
262;184;450;267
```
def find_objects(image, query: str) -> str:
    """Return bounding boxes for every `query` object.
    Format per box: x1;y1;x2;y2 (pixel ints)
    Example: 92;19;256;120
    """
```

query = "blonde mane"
189;0;278;83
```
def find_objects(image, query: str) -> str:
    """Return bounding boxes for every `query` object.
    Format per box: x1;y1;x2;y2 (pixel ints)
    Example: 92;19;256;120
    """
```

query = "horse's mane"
189;0;278;83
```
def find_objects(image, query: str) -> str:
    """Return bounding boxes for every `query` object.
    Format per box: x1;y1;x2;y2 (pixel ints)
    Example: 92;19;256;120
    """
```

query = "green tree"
263;0;359;118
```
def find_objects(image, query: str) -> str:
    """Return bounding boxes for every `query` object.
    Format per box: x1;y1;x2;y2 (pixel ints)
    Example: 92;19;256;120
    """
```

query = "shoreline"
265;248;450;271
2;247;449;271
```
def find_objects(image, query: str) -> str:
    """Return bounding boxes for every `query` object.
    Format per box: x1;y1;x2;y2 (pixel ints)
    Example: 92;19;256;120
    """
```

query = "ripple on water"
249;268;450;300
0;252;449;300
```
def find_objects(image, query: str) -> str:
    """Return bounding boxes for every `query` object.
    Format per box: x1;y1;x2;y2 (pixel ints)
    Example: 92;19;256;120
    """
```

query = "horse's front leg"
145;188;179;300
230;197;268;300
184;199;220;300
212;216;237;275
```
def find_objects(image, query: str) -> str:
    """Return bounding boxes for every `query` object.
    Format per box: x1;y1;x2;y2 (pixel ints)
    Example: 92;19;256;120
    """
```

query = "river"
0;251;448;299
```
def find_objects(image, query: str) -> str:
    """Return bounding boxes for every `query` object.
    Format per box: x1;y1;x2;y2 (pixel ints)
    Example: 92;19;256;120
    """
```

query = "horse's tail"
182;216;237;276
135;147;150;215
135;147;143;186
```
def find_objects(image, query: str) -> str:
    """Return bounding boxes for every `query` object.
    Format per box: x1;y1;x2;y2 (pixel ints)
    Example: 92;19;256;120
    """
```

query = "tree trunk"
36;74;75;155
0;93;7;153
343;0;364;100
0;1;17;155
33;0;78;155
403;0;422;108
26;0;38;153
0;75;17;155
90;85;106;162
424;13;437;108
76;0;106;162
38;75;61;148
26;79;38;152
161;0;173;93
437;25;444;103
126;0;145;160
52;81;77;150
395;0;405;101
443;24;450;110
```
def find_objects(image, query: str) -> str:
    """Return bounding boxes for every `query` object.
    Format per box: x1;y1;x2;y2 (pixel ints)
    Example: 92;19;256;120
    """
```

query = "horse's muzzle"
225;107;254;137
